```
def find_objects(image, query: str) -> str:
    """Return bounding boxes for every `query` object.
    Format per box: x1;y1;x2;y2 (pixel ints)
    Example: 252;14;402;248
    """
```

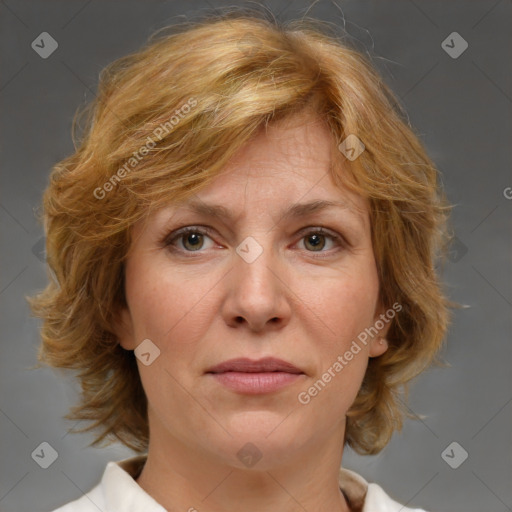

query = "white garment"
50;455;427;512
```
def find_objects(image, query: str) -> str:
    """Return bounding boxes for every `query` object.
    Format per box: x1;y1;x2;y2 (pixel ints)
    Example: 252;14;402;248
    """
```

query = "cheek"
125;253;214;339
294;271;376;417
123;255;218;420
293;259;380;349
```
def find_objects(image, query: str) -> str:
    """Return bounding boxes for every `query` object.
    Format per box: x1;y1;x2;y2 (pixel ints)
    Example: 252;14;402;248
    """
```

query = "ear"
369;336;389;358
368;304;393;358
112;305;137;351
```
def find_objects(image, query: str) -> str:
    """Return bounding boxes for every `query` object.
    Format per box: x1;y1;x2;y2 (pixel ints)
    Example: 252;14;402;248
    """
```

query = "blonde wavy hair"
27;7;453;455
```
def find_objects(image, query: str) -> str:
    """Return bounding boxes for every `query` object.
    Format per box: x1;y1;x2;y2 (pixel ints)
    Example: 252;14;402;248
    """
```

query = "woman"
29;8;452;512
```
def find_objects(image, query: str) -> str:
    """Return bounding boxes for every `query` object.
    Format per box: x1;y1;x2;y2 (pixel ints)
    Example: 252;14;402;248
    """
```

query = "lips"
206;357;303;375
206;357;304;394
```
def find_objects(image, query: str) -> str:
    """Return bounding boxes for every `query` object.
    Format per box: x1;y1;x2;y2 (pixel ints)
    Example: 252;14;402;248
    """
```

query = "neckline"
116;455;368;511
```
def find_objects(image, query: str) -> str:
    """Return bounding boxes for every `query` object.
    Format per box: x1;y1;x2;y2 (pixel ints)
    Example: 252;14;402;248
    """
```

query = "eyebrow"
180;199;365;226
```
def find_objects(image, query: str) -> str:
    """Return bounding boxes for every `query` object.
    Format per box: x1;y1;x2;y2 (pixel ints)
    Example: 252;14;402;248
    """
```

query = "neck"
135;418;351;512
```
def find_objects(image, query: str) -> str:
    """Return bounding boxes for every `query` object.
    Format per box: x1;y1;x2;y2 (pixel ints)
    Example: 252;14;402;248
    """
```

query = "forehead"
224;112;333;177
137;112;369;232
188;114;368;216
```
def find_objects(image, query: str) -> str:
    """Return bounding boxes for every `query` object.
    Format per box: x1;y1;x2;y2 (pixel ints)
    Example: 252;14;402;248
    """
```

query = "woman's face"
115;114;388;470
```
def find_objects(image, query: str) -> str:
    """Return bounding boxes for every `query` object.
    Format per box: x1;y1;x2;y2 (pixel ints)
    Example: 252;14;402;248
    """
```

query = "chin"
206;410;314;469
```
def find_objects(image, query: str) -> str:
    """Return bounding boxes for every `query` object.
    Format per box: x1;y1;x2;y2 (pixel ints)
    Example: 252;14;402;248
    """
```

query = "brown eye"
182;232;204;251
163;227;216;253
299;229;342;253
304;233;326;251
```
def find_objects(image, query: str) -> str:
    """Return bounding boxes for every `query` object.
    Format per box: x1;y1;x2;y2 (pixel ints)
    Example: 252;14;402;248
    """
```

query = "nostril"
233;316;279;325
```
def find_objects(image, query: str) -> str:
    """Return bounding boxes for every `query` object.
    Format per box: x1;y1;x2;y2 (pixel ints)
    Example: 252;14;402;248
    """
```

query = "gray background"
1;1;510;511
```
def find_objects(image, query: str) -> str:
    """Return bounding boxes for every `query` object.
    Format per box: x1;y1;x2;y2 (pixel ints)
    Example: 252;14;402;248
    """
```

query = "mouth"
205;357;305;394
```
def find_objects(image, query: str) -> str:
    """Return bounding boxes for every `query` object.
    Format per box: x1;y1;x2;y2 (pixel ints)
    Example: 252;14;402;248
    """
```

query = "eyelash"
162;225;347;257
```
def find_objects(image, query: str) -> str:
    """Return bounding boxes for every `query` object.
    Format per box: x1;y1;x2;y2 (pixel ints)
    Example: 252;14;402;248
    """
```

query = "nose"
220;240;292;332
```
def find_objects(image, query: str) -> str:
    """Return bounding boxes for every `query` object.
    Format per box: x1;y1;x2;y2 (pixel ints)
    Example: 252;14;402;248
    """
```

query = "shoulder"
339;467;429;512
47;455;160;512
365;482;428;511
48;482;104;512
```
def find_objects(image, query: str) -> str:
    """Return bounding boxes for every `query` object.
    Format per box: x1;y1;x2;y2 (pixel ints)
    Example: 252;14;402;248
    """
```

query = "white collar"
102;456;165;511
98;455;425;512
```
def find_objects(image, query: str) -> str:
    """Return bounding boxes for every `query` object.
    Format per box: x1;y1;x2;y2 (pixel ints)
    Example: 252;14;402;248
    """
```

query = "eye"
297;228;344;253
164;227;216;252
162;226;346;256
